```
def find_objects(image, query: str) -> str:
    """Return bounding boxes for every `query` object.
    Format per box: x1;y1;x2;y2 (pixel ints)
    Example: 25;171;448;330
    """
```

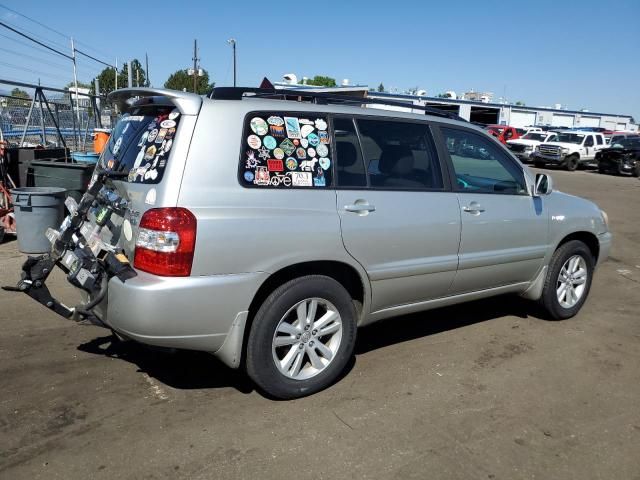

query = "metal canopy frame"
208;87;467;122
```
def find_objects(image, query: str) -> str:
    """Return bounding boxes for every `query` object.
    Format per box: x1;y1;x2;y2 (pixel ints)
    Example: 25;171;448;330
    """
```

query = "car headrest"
379;145;413;174
336;141;358;167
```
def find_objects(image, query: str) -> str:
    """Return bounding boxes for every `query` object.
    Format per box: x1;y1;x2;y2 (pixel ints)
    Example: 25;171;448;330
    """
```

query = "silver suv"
8;88;612;399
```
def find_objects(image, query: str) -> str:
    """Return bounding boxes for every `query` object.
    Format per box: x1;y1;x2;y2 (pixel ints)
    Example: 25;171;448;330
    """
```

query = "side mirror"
534;173;553;196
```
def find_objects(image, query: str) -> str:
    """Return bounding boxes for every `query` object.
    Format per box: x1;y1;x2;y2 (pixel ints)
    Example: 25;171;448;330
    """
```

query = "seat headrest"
336;141;358;167
379;145;413;174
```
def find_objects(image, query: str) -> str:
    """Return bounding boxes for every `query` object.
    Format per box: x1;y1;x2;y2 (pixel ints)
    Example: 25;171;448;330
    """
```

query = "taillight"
134;207;197;276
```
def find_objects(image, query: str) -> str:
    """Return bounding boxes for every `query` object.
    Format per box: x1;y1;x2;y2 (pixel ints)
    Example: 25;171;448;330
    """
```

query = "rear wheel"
539;240;594;320
598;165;607;174
246;275;357;399
565;155;579;171
633;163;640;178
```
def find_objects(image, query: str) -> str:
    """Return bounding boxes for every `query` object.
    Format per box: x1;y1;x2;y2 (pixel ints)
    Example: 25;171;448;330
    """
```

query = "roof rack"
208;87;466;122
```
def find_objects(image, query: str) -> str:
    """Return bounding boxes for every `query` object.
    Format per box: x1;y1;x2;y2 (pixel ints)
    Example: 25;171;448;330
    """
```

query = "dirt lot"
1;168;639;480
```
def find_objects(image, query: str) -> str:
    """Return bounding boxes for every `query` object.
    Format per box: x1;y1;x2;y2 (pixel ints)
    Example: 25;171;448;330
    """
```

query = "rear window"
99;105;181;184
239;112;333;188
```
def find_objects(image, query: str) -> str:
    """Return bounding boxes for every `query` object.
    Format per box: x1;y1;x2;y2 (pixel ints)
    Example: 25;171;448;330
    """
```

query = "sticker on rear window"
240;113;332;188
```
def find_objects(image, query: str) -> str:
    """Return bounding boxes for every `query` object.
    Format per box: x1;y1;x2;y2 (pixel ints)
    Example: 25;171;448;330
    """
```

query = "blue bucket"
71;152;100;163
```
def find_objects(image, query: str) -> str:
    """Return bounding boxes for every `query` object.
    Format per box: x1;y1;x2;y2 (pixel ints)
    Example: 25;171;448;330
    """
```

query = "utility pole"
145;53;150;87
115;57;118;91
227;38;237;87
127;60;133;88
192;39;198;93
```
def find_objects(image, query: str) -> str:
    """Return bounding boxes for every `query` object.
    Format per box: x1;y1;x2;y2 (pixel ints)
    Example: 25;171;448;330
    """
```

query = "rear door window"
99;105;181;184
239;112;332;188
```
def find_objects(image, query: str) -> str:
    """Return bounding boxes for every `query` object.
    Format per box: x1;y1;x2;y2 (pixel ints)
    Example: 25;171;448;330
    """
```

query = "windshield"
611;137;640;149
545;133;558;142
522;133;546;141
554;133;585;144
99;105;182;184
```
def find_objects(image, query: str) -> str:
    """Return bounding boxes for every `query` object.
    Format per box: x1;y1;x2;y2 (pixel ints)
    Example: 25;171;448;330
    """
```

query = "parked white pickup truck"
532;132;607;170
507;131;558;162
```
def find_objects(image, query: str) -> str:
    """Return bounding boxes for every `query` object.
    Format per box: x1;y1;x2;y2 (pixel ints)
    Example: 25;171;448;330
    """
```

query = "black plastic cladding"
208;87;466;122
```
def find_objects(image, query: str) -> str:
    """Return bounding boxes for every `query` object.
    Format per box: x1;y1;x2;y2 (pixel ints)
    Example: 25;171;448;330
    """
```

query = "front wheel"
539;240;594;320
565;155;579;171
633;164;640;178
246;276;357;399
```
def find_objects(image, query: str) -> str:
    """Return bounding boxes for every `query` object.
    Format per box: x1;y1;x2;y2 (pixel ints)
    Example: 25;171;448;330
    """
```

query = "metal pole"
71;37;81;149
115;57;118;91
41;91;67;151
227;39;237;87
127;61;133;88
192;39;198;93
20;94;37;147
37;88;46;145
145;52;149;87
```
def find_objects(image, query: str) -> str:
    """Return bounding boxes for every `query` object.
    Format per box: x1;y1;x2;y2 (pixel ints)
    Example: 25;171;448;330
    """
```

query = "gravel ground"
0;167;639;480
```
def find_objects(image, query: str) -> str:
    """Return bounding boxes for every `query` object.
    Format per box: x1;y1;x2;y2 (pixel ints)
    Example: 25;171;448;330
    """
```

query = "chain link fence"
0;81;116;151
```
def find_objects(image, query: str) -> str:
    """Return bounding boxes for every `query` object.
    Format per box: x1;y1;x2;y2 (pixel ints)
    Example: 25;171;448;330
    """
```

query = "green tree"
377;83;385;92
515;100;526;106
436;93;448;98
164;68;214;94
11;88;30;99
306;75;337;87
90;59;147;96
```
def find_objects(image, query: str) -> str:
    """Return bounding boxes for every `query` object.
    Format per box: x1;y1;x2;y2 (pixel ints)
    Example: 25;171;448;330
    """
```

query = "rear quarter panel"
177;101;366;279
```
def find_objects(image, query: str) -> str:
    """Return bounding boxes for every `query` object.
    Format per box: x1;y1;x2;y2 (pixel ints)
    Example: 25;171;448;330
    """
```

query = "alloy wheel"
556;255;588;308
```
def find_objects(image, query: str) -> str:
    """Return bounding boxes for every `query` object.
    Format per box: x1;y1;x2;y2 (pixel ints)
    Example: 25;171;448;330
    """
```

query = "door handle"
462;202;485;214
344;203;376;214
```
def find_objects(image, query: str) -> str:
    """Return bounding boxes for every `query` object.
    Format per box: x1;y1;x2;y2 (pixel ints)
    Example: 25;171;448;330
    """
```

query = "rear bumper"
103;270;268;352
597;231;612;266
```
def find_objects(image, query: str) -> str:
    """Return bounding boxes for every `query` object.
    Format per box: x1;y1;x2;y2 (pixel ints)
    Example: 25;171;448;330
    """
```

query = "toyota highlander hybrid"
5;87;612;399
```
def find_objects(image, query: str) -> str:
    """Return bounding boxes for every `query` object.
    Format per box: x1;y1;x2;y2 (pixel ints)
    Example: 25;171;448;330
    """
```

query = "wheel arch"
237;260;370;367
556;231;600;262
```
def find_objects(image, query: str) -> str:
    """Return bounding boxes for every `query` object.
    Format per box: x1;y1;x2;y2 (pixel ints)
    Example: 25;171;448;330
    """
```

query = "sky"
1;0;639;120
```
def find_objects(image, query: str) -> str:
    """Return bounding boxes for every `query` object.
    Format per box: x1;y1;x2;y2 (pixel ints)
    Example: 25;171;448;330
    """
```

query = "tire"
598;165;607;174
633;164;640;178
564;155;579;171
246;275;357;399
539;240;594;320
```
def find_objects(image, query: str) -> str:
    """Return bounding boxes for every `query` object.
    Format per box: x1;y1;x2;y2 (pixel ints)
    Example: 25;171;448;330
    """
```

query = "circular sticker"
300;139;309;148
296;147;307;159
273;148;285;160
301;124;314;138
147;128;159;142
250;117;268;135
316;143;329;157
315;119;328;130
285;157;298;170
244;171;255;182
247;135;261;149
168;110;180;120
263;135;277;150
267;116;284;126
160;119;176;128
307;133;320;146
164;139;173;153
307;147;316;157
293;139;300;146
319;157;331;170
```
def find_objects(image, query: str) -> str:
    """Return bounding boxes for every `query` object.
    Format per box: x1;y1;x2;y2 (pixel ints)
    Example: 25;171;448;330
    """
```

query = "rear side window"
239;112;332;188
596;135;603;145
356;119;444;190
99;106;181;184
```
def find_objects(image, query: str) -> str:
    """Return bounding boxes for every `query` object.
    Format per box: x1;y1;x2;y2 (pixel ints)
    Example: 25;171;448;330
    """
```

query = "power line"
75;49;115;68
0;3;69;39
0;46;71;71
0;21;73;60
0;60;70;82
0;16;69;51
